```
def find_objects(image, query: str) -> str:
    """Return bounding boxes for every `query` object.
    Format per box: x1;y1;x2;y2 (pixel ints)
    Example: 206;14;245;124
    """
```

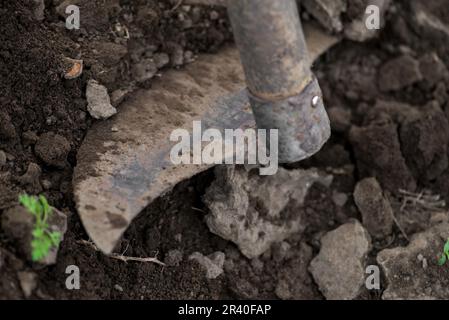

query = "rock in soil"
378;55;423;92
203;166;333;259
35;132;71;168
309;220;372;300
189;252;225;279
17;271;38;298
1;205;67;265
377;223;449;299
354;177;394;239
86;80;117;120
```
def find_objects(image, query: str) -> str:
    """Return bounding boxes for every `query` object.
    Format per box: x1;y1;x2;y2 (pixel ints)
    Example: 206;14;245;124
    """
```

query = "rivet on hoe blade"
228;0;330;163
73;2;338;254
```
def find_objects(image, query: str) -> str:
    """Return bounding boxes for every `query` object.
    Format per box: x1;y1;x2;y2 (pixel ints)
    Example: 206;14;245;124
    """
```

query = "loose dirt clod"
354;177;394;239
349;115;416;193
275;243;318;300
378;223;449;299
204;166;333;259
17;163;42;194
309;220;372;300
189;251;225;279
378;55;423;92
35;132;71;168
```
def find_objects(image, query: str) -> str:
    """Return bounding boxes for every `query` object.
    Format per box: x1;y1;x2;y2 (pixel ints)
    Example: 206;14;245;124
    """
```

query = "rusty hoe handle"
227;0;331;163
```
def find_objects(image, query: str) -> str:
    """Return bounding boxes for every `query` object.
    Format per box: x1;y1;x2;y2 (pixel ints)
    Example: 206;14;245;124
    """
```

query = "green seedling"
438;238;449;266
18;194;61;262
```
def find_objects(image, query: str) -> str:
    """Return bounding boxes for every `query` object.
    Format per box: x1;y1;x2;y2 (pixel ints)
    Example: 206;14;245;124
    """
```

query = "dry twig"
77;239;165;266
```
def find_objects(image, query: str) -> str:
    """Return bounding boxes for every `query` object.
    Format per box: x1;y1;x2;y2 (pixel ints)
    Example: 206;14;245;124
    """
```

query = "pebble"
17;271;38;298
0;150;6;166
86;80;117;120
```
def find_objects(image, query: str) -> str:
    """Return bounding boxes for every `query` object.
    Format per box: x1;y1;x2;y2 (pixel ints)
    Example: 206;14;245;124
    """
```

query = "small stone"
41;179;52;190
354;177;394;239
153;53;170;69
189;251;225;279
378;55;423;92
209;10;219;20
309;220;372;300
184;50;195;63
0;150;6;167
111;126;119;133
332;191;348;207
164;249;183;267
17;271;38;298
170;45;184;67
114;284;124;292
86;80;117;120
35;132;71;168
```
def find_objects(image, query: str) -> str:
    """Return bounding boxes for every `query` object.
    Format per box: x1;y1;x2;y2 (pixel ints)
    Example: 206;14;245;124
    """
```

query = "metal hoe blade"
73;23;340;254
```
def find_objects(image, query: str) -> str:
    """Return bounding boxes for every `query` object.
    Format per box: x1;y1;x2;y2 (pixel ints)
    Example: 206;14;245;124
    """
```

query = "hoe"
74;0;338;253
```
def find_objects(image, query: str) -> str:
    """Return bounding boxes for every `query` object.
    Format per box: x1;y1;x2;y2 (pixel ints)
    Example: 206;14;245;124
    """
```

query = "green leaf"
19;194;60;262
444;239;449;255
49;232;61;246
32;228;45;238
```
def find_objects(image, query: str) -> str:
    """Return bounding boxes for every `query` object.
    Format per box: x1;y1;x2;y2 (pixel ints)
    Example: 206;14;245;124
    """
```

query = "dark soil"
1;0;449;300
